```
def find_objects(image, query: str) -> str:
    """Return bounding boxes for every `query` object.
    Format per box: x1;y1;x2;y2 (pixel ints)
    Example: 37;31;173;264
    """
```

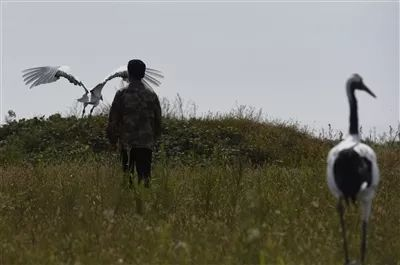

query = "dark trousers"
121;147;152;186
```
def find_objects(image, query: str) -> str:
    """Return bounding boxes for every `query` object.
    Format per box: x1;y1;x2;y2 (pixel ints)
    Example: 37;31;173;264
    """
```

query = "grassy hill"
0;112;399;264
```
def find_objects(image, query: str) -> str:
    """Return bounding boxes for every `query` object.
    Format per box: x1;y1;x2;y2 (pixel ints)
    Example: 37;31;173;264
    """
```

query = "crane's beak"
362;84;376;98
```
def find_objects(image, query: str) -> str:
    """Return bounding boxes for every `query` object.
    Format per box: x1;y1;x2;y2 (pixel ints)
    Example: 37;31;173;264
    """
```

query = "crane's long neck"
347;85;358;135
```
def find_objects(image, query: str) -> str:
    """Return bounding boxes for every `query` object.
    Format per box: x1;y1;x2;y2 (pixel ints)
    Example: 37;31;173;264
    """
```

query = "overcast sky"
1;1;399;136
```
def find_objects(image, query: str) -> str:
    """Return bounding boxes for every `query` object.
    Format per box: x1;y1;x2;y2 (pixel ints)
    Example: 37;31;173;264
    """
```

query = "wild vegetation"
0;102;399;264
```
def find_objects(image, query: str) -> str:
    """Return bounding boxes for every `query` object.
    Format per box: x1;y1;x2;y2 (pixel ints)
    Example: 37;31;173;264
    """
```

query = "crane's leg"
360;199;371;265
337;198;350;265
361;221;367;265
81;103;88;118
89;105;96;116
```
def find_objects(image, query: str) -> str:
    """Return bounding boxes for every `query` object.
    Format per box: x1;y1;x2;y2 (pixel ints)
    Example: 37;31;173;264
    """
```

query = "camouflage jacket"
106;81;162;149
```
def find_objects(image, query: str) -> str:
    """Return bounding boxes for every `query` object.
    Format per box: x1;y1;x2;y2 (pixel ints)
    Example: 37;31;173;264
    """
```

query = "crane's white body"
327;135;379;198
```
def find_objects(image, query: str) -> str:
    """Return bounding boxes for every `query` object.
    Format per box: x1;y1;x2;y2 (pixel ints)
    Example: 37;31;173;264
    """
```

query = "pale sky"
1;1;399;136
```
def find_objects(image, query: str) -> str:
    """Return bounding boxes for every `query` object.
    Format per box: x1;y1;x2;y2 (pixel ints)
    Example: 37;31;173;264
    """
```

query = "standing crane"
326;74;380;265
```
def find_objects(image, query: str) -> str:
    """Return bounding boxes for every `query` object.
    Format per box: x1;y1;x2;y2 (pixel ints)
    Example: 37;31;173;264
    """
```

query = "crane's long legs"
361;220;367;265
81;103;89;118
337;198;350;265
89;105;96;116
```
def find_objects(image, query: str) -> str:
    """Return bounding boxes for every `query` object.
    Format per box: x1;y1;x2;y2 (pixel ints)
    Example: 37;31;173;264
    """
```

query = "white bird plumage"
326;74;379;265
327;136;379;204
22;66;88;92
22;65;164;117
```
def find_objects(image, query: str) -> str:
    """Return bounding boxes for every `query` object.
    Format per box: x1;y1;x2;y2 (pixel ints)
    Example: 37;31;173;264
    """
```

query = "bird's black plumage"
333;148;372;204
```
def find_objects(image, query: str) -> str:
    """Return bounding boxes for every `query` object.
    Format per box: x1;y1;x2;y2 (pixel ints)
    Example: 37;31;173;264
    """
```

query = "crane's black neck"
347;85;359;135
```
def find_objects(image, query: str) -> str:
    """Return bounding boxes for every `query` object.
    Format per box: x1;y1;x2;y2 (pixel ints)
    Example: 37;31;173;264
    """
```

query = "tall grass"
1;151;399;264
0;99;399;264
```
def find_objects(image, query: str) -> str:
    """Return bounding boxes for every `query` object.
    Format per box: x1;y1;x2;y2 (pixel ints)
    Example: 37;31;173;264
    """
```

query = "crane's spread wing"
22;66;88;93
103;66;128;84
144;68;164;87
93;65;164;92
90;83;105;103
88;66;126;101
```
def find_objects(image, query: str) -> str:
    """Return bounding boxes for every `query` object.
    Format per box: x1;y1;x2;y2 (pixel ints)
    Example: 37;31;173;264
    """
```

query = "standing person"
106;59;162;188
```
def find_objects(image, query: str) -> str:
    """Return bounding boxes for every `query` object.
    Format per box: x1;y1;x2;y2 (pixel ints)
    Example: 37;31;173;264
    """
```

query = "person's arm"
154;95;162;139
106;91;123;145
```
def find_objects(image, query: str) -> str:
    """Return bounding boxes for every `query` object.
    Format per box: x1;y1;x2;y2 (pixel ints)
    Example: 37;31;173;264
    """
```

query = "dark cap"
128;59;146;80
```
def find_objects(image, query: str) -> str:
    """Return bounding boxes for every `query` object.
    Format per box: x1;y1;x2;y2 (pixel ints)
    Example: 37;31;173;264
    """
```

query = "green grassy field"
0;113;399;264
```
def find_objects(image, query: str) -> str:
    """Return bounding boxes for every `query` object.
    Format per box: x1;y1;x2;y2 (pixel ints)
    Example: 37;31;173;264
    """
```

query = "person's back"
106;59;161;188
111;81;161;149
